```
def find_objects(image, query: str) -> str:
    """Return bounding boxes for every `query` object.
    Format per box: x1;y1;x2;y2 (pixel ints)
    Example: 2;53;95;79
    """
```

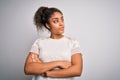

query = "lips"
60;27;64;31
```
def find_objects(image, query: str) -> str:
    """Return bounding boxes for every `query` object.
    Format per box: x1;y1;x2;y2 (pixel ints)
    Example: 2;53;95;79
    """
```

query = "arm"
46;53;83;78
24;52;71;75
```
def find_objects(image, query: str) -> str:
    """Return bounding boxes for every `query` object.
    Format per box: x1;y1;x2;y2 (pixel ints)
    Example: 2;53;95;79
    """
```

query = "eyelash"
53;20;58;23
53;19;64;23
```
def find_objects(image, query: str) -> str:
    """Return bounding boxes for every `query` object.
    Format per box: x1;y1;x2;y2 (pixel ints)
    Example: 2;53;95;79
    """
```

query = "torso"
32;36;76;80
38;36;73;62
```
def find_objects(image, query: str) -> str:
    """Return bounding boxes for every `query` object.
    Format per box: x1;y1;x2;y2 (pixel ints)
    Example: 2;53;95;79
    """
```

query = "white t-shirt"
30;36;81;80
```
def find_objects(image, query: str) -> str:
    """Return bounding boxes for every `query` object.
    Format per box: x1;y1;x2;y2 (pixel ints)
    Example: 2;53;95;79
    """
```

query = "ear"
45;23;50;29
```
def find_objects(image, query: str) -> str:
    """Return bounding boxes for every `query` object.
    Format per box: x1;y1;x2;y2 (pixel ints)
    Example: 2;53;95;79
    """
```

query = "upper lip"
60;27;64;30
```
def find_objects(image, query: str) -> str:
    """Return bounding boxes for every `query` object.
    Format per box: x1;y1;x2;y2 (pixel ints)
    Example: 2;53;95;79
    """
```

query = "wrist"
41;72;47;77
46;71;50;77
54;61;62;68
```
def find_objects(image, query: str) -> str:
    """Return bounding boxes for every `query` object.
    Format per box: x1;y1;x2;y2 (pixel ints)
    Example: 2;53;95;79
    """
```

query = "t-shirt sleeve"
30;39;40;54
71;39;82;55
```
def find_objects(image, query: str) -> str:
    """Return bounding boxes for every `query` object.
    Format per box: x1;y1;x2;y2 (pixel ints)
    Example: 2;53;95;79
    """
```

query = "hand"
59;60;72;69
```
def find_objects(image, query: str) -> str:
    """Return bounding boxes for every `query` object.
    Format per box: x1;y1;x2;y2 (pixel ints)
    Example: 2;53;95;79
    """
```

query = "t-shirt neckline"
49;35;65;40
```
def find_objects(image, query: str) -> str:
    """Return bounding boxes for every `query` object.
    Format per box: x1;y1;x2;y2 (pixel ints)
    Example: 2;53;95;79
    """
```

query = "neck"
50;34;64;39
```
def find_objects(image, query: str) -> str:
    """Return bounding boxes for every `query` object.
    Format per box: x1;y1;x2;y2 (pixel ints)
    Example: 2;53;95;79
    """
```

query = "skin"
24;12;83;78
46;12;65;39
24;52;71;75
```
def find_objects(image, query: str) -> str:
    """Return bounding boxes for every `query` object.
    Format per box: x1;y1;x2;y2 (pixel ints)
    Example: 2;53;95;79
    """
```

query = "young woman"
24;6;83;80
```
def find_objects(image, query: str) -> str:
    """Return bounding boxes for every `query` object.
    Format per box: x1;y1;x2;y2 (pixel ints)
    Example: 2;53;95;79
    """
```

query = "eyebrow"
52;16;64;20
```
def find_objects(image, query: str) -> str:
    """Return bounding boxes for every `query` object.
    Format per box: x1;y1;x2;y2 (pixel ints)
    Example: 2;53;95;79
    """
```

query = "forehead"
50;12;63;19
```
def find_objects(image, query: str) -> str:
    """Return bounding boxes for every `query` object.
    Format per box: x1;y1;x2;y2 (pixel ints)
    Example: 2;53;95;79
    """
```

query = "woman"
24;6;83;80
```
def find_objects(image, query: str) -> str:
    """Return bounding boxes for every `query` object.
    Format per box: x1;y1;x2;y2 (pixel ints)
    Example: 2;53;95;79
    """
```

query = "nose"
59;21;64;26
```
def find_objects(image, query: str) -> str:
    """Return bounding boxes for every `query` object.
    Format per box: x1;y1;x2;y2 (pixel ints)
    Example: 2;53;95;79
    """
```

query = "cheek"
51;27;59;32
51;24;59;30
50;23;64;34
51;27;61;34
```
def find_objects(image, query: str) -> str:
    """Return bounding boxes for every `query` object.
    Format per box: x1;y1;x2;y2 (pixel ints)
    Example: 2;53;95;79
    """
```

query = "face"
46;12;64;35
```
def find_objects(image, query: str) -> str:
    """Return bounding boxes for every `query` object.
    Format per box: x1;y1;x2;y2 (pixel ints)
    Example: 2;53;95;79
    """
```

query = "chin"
60;32;64;35
57;31;64;35
61;31;64;34
58;33;64;36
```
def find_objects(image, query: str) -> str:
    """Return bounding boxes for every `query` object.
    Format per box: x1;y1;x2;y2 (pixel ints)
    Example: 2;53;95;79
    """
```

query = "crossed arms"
24;52;83;78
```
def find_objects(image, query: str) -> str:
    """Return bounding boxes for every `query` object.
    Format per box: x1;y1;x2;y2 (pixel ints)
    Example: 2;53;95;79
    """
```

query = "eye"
53;20;58;23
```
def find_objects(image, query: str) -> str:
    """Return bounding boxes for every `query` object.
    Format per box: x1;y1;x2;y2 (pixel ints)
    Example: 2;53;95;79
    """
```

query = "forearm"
46;65;82;78
25;61;60;75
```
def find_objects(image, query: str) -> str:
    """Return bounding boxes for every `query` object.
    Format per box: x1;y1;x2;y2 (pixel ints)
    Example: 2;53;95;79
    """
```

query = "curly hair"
34;6;63;31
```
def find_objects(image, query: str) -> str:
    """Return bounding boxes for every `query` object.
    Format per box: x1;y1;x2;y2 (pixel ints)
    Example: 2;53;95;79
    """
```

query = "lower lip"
60;28;64;30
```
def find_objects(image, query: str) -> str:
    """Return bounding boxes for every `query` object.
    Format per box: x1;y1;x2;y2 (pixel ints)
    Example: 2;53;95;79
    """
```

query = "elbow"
24;70;29;75
24;66;30;75
74;69;82;77
76;71;82;76
24;64;43;75
24;65;32;75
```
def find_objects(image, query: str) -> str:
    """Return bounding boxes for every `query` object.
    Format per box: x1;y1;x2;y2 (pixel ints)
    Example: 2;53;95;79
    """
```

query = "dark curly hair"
34;6;63;31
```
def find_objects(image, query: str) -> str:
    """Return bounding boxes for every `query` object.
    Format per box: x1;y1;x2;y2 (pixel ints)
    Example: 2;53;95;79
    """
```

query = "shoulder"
64;36;79;42
33;37;49;44
64;36;80;47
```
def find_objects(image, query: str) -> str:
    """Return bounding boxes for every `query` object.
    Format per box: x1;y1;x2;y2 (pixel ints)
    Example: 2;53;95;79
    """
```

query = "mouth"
60;27;64;31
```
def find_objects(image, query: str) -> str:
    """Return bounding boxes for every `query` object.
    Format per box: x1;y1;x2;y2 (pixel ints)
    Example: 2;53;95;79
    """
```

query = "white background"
0;0;120;80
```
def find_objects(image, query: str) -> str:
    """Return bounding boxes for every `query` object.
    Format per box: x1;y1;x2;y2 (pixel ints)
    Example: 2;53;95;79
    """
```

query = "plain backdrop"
0;0;120;80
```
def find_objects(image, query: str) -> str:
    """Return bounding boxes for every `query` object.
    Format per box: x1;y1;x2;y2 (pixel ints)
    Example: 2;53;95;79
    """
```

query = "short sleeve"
30;39;40;54
71;39;81;55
